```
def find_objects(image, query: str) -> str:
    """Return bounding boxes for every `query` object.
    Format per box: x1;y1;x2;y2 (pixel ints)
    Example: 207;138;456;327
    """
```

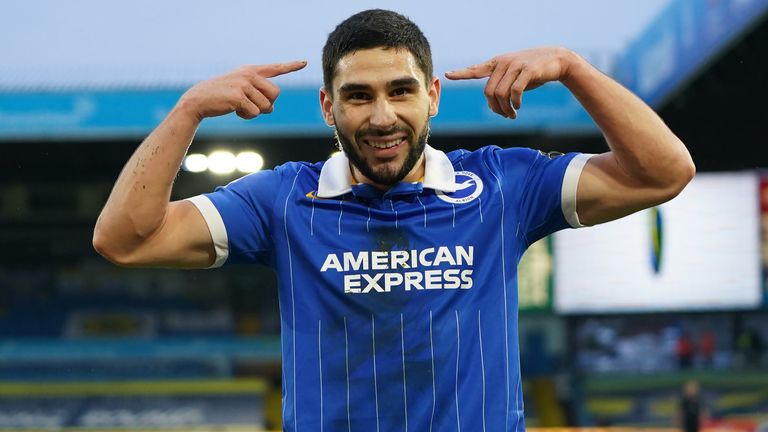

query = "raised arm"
445;47;695;226
93;61;306;268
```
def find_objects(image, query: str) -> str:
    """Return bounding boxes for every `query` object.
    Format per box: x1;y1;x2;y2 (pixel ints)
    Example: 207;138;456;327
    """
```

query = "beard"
334;119;430;187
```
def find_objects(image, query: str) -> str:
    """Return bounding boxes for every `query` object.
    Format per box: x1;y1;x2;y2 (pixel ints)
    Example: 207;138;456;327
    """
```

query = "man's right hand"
177;61;307;121
94;60;307;269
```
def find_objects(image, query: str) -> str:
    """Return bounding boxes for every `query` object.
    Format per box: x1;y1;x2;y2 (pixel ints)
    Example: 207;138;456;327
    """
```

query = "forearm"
94;102;200;253
560;50;695;188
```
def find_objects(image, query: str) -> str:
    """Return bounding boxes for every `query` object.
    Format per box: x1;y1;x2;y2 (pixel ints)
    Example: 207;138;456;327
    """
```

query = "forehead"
332;47;425;91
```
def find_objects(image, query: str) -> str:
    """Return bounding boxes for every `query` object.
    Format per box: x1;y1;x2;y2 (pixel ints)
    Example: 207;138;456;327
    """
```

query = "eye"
392;87;410;97
348;92;370;101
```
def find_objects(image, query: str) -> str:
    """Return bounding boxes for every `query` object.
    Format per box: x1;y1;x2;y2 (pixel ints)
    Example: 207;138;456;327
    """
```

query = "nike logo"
306;190;334;200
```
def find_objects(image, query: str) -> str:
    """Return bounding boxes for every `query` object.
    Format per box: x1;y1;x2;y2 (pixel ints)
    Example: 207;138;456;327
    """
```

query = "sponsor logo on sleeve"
538;150;565;159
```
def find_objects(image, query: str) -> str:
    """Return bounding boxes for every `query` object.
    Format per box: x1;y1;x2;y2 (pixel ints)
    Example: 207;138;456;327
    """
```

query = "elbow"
92;225;139;268
92;226;121;266
673;154;696;195
92;208;161;267
659;155;696;203
675;138;696;188
683;157;696;185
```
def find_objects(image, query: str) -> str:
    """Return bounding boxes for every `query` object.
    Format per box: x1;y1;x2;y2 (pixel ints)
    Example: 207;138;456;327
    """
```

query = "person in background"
699;330;715;368
676;331;695;370
677;379;708;432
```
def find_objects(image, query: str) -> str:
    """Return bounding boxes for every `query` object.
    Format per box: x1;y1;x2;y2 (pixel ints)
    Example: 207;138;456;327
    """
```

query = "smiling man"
322;45;437;189
93;9;695;432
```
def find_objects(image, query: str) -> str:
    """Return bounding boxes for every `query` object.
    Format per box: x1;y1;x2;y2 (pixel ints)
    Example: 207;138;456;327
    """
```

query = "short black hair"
322;9;433;93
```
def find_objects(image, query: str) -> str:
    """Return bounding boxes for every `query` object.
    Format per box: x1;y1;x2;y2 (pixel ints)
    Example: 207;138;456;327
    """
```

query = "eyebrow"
338;77;422;94
389;77;421;88
338;83;371;94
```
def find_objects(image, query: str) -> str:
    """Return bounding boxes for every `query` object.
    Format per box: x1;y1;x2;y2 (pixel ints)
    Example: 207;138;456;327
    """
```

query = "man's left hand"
445;47;575;119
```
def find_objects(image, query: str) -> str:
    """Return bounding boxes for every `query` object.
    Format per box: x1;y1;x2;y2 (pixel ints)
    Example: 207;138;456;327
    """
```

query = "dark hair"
322;9;433;93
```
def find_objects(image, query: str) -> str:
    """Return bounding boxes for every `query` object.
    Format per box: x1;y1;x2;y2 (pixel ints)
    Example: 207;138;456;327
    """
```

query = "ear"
428;76;441;117
320;87;335;126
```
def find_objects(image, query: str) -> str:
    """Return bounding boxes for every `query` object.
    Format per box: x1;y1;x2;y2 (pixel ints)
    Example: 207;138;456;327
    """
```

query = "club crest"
436;171;484;204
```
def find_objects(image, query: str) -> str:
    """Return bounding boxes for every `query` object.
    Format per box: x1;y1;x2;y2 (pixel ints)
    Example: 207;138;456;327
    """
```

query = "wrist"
558;48;588;86
171;96;205;125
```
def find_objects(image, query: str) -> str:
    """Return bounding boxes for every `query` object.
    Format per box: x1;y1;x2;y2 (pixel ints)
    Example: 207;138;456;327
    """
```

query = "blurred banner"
0;338;280;381
614;0;768;107
0;380;265;430
583;371;768;427
0;1;673;140
0;84;595;140
554;172;761;314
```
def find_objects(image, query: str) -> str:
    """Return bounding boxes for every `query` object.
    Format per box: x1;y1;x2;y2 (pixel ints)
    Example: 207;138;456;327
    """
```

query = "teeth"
366;139;401;149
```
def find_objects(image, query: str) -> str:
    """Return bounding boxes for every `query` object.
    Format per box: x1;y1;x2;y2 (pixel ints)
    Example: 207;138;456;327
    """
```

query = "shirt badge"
436;171;484;204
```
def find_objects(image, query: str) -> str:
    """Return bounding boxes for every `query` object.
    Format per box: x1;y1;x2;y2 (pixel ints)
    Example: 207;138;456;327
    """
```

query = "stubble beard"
334;120;430;187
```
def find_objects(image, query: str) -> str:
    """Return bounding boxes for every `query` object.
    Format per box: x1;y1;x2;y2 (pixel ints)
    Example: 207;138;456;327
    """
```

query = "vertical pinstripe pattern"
282;357;287;424
482;158;510;431
519;354;525;414
390;199;398;229
366;205;371;233
429;311;436;432
517;339;525;425
344;317;351;432
454;310;461;432
372;314;380;432
283;166;304;431
451;160;463;229
400;314;409;432
318;320;323;432
458;160;485;222
478;198;484;223
478;310;486;432
338;200;343;235
514;375;523;428
310;196;316;236
416;195;427;227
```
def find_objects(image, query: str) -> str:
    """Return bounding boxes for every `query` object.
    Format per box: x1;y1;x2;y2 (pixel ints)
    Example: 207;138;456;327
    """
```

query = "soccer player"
93;9;695;432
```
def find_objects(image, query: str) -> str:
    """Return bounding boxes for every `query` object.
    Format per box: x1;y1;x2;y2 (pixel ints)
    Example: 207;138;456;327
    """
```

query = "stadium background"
1;0;768;430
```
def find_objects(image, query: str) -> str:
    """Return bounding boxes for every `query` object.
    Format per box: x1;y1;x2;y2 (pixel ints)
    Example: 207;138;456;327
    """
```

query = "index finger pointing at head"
255;60;308;78
444;60;496;80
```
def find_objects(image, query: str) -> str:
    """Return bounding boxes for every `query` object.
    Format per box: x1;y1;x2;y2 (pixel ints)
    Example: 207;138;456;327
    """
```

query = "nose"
369;98;397;130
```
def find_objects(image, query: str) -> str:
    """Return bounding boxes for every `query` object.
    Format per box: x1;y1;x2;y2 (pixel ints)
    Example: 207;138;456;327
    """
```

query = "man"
93;9;695;431
678;380;707;432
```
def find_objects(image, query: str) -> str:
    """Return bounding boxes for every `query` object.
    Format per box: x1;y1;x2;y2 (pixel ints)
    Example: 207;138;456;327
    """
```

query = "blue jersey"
188;145;591;432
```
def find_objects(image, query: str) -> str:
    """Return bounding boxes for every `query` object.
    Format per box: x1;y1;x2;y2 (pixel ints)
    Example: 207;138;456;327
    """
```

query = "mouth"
361;136;406;153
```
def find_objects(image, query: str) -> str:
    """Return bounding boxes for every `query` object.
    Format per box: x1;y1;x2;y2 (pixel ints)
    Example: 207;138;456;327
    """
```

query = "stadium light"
207;151;236;174
236;151;264;173
183;153;208;173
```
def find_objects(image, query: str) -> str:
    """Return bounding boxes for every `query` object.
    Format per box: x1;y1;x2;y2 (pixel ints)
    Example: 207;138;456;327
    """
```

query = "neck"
351;154;426;190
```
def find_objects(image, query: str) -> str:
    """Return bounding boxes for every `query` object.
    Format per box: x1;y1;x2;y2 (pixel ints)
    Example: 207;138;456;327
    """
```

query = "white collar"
316;144;456;198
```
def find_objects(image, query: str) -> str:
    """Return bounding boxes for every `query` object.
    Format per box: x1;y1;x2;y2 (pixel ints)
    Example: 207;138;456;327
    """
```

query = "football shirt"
188;144;592;432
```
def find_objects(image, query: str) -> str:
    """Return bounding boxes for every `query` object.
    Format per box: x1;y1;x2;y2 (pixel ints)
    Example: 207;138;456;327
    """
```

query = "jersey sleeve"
491;147;595;246
186;169;280;268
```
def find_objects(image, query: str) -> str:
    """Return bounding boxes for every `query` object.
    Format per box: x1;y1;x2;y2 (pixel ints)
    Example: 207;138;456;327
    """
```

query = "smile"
363;138;405;149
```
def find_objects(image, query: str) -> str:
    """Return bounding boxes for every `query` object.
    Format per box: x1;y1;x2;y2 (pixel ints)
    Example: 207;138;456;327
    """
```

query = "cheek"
400;100;431;119
336;107;371;132
334;104;356;123
401;107;429;128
